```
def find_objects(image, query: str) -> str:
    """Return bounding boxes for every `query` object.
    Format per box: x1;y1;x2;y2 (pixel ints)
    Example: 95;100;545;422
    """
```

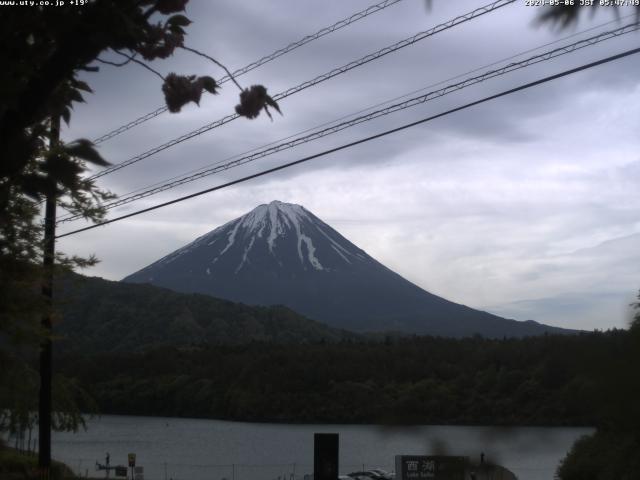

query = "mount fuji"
123;201;569;337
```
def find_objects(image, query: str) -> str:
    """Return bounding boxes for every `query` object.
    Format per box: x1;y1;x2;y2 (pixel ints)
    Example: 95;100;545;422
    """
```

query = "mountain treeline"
57;331;633;426
53;275;355;352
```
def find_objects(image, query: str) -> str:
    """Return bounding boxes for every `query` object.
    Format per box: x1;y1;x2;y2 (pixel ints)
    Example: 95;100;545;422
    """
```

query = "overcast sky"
56;0;640;331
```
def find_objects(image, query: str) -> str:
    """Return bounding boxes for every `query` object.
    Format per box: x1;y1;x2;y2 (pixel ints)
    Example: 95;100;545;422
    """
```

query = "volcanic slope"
123;201;570;337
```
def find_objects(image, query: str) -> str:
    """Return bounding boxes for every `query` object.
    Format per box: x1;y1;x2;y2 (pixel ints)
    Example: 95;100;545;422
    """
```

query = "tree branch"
180;45;243;91
113;51;165;81
94;51;138;67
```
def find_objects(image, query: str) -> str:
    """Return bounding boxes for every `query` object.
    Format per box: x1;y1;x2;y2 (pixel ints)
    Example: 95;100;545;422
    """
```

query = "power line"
91;106;168;145
107;14;639;196
56;46;640;239
56;21;640;224
53;11;634;214
90;0;406;145
87;0;515;181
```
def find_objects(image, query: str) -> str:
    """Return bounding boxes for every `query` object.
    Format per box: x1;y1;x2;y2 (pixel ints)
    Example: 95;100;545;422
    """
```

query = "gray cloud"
56;0;640;331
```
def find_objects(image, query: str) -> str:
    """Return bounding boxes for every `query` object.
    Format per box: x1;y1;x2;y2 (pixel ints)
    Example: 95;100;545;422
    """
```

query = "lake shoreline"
79;411;595;429
50;414;593;480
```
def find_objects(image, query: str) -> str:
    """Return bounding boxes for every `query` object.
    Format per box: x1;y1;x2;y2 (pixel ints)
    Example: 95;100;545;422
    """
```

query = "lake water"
51;415;592;480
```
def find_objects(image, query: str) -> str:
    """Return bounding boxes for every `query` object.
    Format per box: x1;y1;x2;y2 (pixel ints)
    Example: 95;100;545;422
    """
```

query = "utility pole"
38;114;59;479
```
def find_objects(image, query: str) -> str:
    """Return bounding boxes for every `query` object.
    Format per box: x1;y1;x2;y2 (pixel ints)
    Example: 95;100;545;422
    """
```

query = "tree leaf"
265;95;282;115
168;24;186;35
69;89;85;104
72;80;93;93
155;0;188;15
167;14;191;27
64;139;109;166
61;107;71;126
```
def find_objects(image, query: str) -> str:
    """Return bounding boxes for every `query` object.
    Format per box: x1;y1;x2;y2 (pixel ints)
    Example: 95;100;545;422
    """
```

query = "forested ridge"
57;330;630;426
53;274;356;351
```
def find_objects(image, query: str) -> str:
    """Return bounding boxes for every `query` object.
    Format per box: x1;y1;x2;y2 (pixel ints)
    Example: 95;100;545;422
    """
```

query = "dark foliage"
235;85;282;120
555;299;640;479
162;73;218;112
0;0;274;450
0;0;196;198
55;330;633;426
0;442;80;480
537;4;640;29
557;430;640;480
52;274;355;351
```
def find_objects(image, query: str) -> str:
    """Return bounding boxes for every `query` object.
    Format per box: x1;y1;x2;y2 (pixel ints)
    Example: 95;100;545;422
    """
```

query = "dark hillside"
57;331;624;425
54;274;356;353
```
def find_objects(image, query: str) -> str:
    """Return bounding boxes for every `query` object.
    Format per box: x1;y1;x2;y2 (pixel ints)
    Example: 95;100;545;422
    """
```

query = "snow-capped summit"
123;201;569;337
143;200;369;277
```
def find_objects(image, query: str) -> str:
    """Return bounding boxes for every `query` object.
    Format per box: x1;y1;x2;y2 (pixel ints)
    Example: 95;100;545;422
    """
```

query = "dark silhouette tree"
0;0;280;225
0;1;280;476
535;7;640;478
537;3;640;28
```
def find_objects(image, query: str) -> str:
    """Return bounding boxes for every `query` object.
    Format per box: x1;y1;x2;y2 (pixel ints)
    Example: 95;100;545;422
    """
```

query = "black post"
38;115;59;479
314;433;339;480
